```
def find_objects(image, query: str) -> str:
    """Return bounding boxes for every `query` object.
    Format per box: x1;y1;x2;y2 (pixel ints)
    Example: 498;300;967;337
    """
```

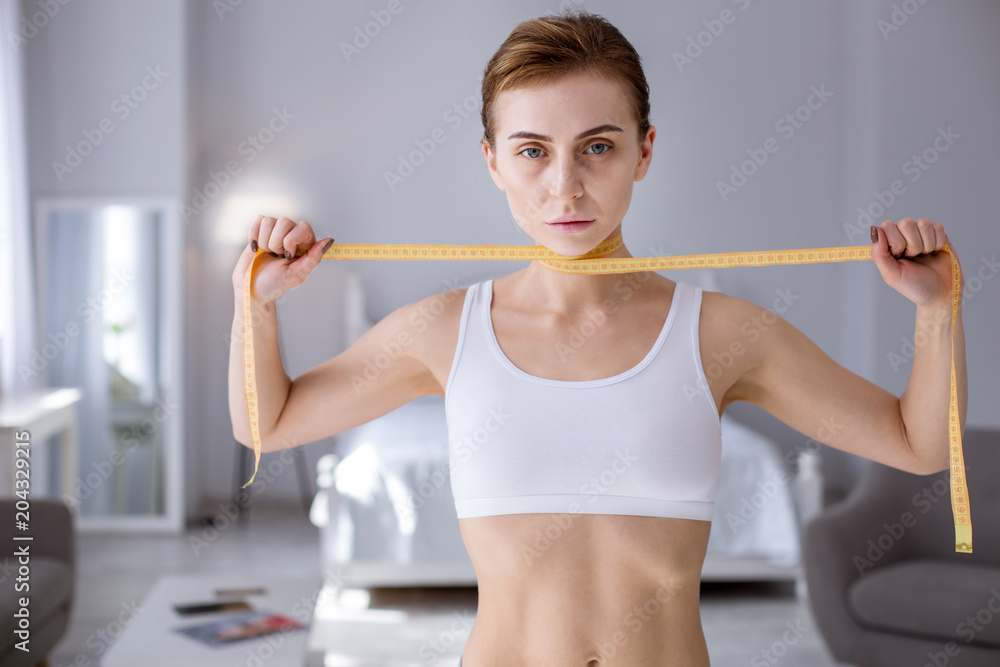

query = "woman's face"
483;70;655;257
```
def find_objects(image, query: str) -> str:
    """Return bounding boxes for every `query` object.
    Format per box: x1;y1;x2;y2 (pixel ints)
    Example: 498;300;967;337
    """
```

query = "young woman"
229;10;967;666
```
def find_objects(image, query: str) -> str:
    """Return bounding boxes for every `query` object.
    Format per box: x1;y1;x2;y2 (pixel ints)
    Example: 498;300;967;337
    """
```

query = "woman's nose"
547;155;584;200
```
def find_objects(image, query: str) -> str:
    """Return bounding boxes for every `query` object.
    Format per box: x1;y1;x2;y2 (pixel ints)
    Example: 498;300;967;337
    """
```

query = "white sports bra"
444;278;723;521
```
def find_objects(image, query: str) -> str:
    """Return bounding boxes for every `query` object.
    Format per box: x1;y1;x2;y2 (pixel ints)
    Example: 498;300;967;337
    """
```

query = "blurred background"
1;1;998;665
5;0;997;520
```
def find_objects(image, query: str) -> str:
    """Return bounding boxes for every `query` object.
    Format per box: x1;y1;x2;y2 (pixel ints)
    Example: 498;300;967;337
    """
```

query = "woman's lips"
545;219;595;233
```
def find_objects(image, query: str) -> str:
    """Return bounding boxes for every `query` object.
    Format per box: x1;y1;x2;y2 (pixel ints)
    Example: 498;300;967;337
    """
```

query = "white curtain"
0;0;37;396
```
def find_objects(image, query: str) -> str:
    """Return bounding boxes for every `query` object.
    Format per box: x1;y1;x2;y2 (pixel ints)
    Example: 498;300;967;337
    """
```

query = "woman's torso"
416;270;744;666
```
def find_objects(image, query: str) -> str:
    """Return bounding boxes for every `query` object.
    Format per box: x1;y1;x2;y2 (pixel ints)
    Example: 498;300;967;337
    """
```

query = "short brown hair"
480;9;651;151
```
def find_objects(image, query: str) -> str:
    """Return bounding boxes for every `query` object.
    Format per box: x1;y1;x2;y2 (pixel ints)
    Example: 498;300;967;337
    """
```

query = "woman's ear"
482;139;506;191
633;125;656;182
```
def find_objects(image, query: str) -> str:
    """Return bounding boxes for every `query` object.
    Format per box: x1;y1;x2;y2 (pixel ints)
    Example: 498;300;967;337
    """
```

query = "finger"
896;217;923;257
258;216;277;255
315;237;334;265
248;215;264;250
282;220;316;260
267;217;296;256
871;223;901;282
288;236;332;282
880;220;906;259
931;222;946;252
915;218;936;255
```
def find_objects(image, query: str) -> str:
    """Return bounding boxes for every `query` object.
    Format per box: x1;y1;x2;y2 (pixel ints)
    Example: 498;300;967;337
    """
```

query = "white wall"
23;0;1000;520
24;0;184;195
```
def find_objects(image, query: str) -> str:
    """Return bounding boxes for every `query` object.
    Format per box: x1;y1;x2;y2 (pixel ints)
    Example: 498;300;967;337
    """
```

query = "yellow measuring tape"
241;235;970;553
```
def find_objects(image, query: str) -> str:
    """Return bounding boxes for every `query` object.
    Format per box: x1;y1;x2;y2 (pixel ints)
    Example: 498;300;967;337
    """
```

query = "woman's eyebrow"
506;124;623;142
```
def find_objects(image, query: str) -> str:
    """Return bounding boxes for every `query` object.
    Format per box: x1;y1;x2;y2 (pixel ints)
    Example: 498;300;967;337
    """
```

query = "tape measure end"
956;542;972;554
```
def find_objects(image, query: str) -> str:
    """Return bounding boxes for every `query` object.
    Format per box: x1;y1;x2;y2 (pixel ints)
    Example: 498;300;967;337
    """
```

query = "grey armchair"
0;498;75;667
804;428;1000;666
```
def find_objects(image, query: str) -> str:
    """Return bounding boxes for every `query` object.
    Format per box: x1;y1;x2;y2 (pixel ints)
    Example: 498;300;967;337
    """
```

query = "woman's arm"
228;286;292;449
228;215;447;453
899;297;967;472
724;218;966;475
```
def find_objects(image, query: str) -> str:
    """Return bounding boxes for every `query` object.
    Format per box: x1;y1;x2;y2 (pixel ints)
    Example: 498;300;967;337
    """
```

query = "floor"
50;506;847;666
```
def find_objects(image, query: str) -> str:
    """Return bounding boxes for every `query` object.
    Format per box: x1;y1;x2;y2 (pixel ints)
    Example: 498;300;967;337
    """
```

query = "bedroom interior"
1;1;998;666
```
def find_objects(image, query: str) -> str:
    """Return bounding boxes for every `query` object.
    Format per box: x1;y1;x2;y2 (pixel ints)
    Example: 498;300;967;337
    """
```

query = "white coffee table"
304;581;470;667
102;574;320;667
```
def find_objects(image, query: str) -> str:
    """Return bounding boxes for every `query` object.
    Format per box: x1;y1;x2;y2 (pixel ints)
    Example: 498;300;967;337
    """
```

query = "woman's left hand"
870;218;964;308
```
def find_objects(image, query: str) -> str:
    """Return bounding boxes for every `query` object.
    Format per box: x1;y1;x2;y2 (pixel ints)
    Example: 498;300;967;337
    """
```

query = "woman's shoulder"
695;285;789;355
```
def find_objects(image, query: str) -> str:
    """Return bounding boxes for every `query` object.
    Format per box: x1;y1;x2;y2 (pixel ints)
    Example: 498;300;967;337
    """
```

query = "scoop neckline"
482;278;683;387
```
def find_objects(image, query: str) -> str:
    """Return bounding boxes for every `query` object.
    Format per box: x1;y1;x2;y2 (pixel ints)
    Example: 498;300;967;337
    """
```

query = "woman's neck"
515;230;652;312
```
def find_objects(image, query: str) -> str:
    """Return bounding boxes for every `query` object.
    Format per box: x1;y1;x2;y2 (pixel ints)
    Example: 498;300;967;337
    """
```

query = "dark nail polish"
322;239;334;253
284;250;292;260
250;240;258;252
870;226;878;244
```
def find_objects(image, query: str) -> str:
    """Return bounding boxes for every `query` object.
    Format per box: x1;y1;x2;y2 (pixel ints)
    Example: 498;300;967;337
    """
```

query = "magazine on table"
174;610;305;647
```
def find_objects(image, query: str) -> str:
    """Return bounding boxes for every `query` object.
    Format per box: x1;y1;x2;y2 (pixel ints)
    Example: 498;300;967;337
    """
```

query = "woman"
229;10;967;666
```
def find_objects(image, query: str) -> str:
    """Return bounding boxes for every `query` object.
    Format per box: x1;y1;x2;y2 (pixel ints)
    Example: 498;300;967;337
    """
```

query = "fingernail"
250;240;258;252
870;226;878;244
322;239;334;253
284;250;292;260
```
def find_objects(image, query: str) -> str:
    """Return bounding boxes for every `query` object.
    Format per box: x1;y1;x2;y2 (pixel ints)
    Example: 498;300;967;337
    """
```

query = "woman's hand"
231;215;334;302
870;218;964;308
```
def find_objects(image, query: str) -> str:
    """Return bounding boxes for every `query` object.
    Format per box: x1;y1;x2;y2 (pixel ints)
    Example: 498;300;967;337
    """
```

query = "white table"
0;387;81;500
102;574;321;667
304;581;469;667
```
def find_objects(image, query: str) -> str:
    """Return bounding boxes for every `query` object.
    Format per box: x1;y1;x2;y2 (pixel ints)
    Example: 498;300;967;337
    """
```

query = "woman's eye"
587;143;611;155
521;147;544;159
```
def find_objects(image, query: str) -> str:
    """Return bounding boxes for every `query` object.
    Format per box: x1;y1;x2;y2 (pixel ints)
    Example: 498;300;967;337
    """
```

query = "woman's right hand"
231;215;334;303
